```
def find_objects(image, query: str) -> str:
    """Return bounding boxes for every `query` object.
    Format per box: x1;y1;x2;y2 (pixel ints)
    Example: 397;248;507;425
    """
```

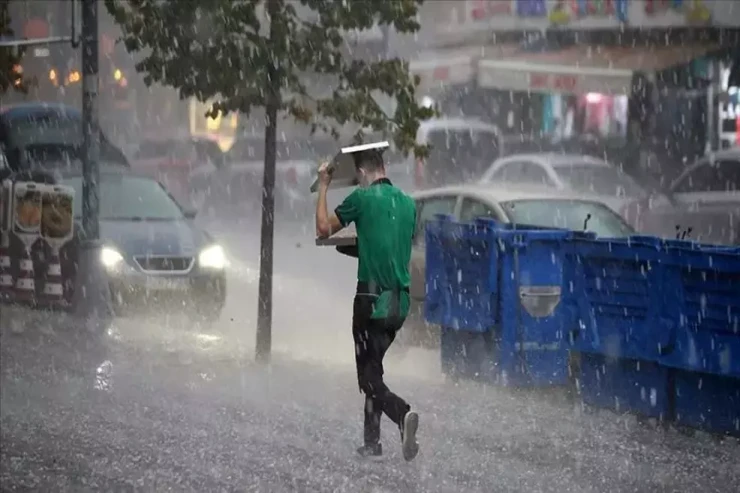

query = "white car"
479;153;647;214
623;149;740;245
390;117;504;190
400;184;635;349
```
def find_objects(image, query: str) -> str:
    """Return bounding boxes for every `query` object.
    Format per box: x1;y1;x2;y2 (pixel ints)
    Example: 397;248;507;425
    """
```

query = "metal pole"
70;0;112;334
81;0;99;240
255;0;280;364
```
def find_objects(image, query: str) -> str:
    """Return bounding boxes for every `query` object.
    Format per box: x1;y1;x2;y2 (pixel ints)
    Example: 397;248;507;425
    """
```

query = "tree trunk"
81;0;100;240
255;0;280;364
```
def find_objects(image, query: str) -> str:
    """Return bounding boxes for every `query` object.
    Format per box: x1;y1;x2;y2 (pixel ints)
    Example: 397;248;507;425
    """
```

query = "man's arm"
315;183;344;239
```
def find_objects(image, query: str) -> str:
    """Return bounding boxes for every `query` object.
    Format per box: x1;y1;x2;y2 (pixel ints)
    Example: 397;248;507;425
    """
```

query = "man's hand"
318;161;332;189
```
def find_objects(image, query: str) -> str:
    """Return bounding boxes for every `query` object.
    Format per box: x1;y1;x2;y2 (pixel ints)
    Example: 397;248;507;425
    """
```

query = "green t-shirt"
335;178;416;319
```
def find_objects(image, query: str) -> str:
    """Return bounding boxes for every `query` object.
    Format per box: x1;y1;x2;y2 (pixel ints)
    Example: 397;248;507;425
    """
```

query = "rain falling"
1;0;740;491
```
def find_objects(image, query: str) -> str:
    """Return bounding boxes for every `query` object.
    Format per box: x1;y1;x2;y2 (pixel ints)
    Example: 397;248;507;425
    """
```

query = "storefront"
476;42;719;139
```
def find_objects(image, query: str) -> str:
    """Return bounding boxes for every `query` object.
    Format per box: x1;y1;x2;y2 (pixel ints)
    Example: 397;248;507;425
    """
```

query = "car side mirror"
183;208;197;219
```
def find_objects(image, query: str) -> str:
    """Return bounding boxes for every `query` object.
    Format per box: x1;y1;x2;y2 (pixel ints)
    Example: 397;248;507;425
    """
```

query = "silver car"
479;153;647;214
400;185;635;349
624;149;740;245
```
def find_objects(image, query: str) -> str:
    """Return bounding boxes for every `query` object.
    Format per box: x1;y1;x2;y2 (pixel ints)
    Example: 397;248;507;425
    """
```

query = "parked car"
0;103;129;171
400;185;635;349
479;153;647;215
60;167;227;325
132;136;226;208
406;117;504;189
622;149;740;245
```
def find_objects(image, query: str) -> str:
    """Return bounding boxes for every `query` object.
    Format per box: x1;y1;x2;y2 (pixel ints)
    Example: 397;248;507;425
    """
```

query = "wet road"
2;217;739;492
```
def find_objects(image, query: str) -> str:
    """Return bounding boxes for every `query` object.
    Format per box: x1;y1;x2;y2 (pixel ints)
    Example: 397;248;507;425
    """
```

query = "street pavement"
2;215;739;492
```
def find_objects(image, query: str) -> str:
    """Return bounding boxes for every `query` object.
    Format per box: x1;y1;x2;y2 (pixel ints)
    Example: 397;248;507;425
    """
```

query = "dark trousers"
352;293;410;446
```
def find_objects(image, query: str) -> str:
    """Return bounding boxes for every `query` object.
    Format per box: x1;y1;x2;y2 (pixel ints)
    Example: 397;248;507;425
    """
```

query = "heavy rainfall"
1;0;739;492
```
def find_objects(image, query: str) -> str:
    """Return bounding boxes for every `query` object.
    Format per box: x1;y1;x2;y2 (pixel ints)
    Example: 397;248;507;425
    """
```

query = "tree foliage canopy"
0;2;27;95
105;0;434;155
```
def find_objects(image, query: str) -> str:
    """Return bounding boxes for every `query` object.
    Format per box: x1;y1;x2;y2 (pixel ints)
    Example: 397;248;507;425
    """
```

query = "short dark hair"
352;149;385;173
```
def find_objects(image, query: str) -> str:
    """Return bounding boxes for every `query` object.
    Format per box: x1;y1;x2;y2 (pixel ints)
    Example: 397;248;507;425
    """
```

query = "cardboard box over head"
312;141;390;251
309;141;390;193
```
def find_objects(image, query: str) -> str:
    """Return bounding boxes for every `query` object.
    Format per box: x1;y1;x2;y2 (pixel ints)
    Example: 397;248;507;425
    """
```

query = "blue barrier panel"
674;370;740;436
440;327;497;382
578;352;672;420
568;236;677;363
424;215;497;332
428;217;584;387
660;243;740;378
424;215;451;327
495;228;576;386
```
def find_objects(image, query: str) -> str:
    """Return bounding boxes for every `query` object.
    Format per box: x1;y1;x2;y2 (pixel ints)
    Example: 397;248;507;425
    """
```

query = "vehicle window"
556;164;645;197
501;199;634;238
63;175;184;220
486;161;552;186
518;162;552;186
672;159;740;193
414;196;458;244
459;198;498;222
488;161;526;182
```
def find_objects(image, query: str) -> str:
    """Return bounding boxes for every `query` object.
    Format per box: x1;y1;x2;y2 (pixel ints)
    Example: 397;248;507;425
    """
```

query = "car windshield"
501;199;634;238
555;164;645;197
63;175;184;220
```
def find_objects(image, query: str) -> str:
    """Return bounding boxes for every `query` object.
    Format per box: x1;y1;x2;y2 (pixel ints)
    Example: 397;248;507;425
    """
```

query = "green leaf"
105;0;433;157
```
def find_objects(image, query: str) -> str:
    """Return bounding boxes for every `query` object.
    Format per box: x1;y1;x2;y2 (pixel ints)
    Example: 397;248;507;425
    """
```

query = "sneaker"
356;443;383;458
401;410;419;462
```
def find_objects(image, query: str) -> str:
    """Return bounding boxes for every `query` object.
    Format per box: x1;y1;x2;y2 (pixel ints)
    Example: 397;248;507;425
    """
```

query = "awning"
409;45;519;94
477;44;720;95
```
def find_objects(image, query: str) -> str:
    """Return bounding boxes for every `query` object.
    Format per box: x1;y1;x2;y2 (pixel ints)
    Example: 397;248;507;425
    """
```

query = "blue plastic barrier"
567;235;675;363
661;243;740;379
427;215;740;426
426;216;587;387
578;352;672;420
674;370;740;436
424;215;497;332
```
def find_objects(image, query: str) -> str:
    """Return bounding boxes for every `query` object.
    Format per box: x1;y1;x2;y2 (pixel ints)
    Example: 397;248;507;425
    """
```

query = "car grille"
134;256;194;272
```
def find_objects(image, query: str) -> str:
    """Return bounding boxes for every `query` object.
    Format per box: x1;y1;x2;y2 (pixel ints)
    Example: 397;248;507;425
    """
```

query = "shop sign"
643;0;711;25
517;0;548;17
469;0;515;21
549;0;629;25
529;72;578;92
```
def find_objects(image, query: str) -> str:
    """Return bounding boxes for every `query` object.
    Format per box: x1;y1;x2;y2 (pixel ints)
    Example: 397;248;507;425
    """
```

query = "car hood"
100;219;209;258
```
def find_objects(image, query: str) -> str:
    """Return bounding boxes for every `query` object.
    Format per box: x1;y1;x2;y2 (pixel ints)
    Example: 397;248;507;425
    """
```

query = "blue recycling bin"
426;216;586;387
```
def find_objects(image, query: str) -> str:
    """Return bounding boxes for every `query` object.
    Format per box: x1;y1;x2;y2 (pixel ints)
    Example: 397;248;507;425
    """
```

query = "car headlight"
101;247;125;270
198;245;227;269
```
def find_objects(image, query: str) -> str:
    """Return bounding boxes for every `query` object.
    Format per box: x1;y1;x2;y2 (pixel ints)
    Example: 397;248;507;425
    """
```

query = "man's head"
353;149;386;187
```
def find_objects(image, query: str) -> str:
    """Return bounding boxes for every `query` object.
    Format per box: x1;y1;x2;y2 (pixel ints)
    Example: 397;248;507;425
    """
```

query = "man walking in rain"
315;146;420;461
